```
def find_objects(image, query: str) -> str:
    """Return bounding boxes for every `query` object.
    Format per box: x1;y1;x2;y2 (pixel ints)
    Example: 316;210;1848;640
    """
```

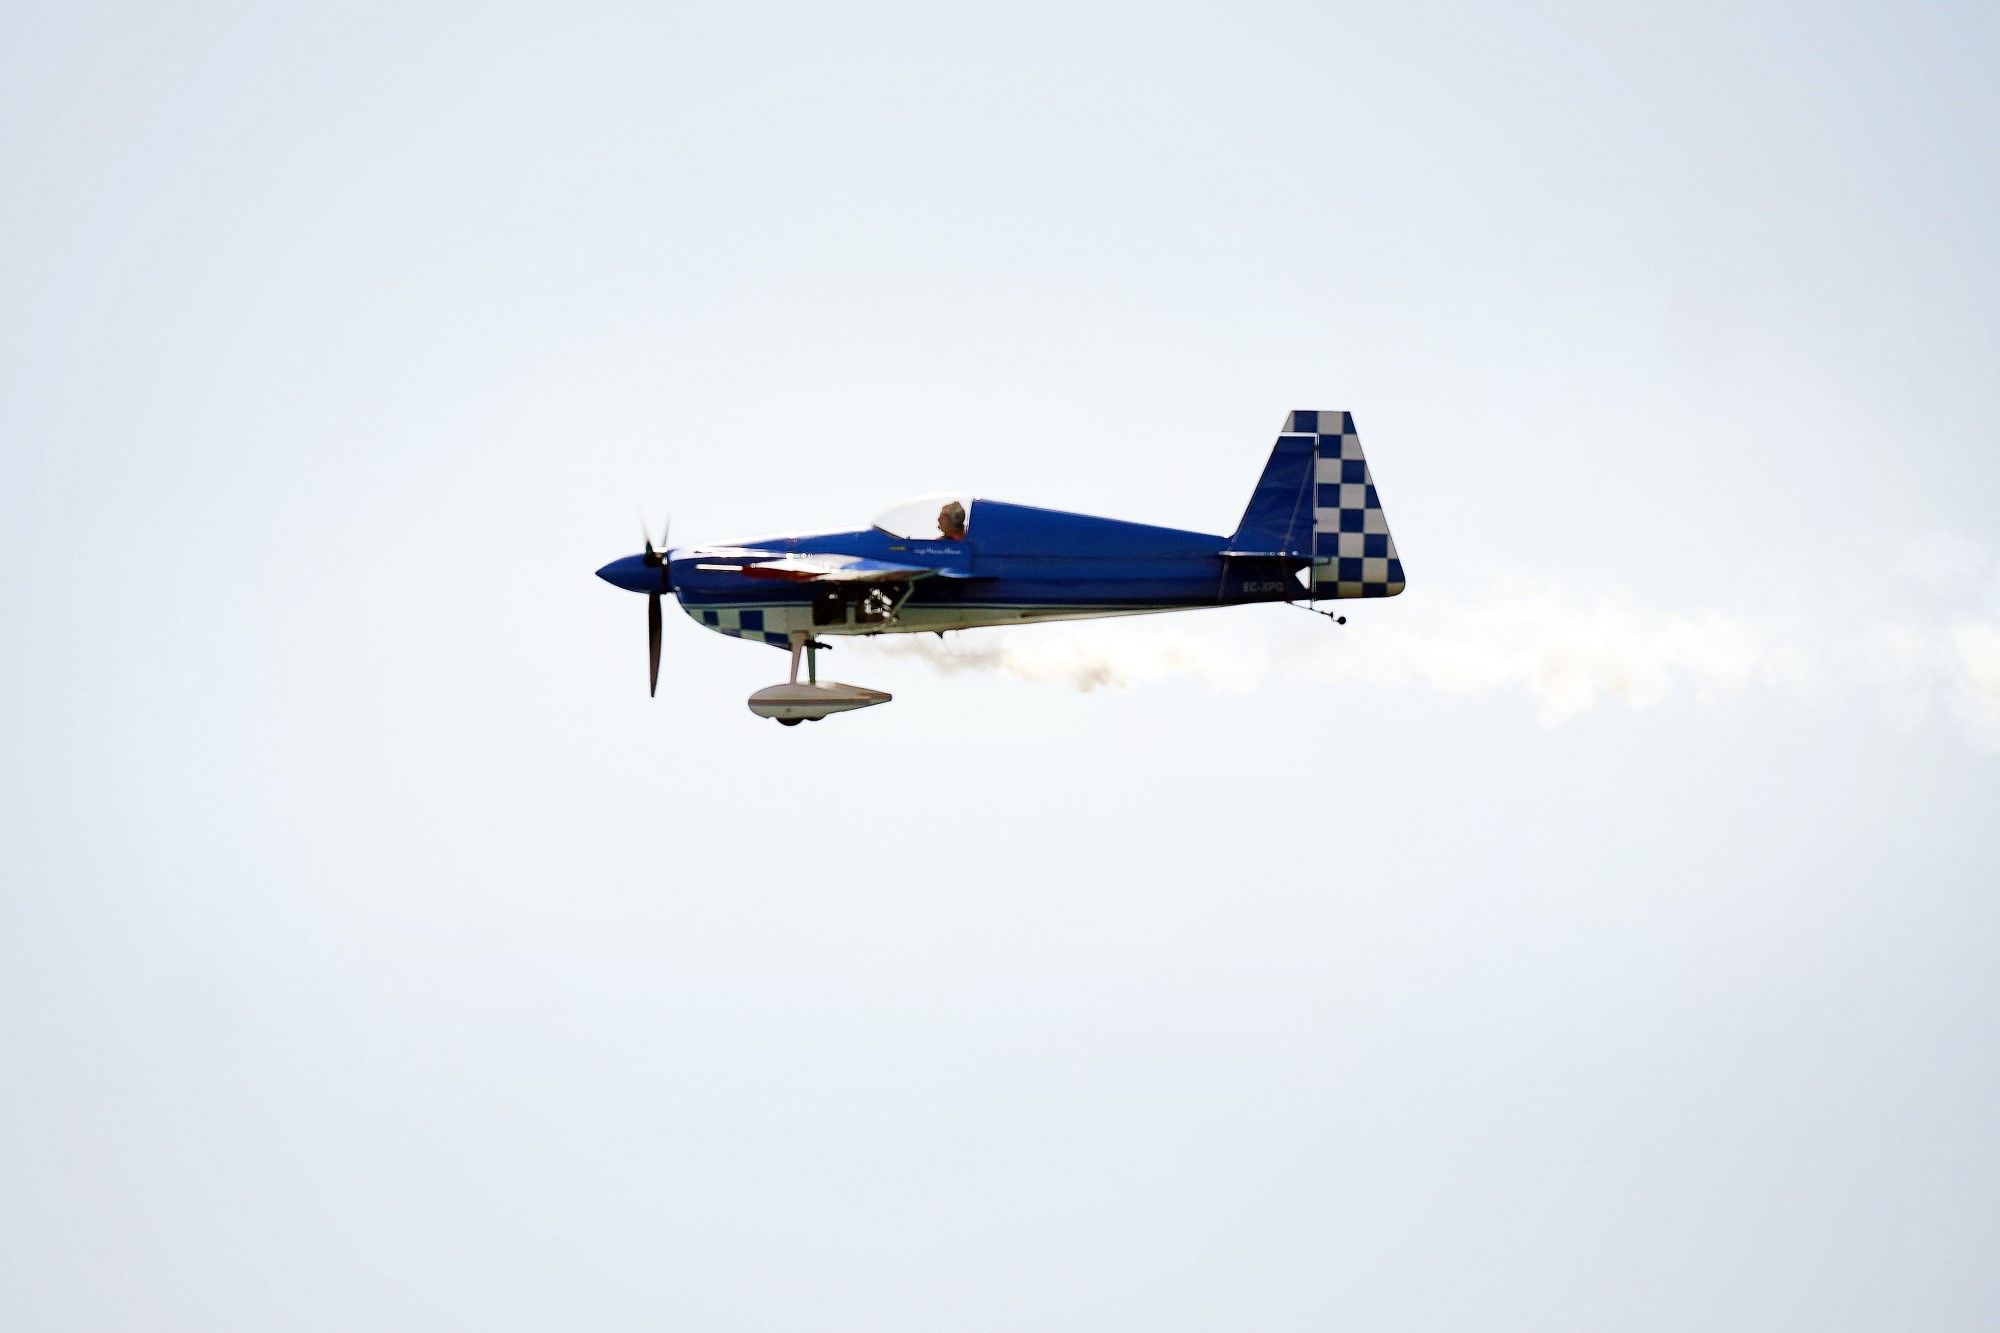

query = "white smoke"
1298;582;1799;724
857;623;1265;695
1950;621;2000;749
846;558;2000;752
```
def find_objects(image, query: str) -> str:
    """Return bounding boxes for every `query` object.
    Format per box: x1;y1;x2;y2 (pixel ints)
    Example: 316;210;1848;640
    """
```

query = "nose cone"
595;553;667;593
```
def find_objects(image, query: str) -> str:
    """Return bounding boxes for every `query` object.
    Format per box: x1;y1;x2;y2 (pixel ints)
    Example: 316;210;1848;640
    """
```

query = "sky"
3;1;1998;1328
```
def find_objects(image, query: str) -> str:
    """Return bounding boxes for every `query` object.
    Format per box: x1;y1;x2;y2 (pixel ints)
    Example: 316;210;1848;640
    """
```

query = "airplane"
595;409;1406;724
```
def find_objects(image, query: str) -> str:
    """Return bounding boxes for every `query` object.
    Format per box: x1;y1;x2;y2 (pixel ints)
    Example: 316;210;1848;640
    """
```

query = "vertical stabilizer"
1229;432;1318;555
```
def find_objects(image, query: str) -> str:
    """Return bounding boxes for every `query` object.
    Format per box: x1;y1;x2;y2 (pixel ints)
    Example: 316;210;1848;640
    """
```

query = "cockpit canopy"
871;493;976;541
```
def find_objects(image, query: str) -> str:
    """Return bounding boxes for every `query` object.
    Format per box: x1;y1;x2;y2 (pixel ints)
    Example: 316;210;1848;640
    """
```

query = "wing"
715;553;946;583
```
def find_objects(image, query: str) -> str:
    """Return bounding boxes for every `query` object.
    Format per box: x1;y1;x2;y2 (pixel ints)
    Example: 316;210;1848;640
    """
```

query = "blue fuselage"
609;500;1308;648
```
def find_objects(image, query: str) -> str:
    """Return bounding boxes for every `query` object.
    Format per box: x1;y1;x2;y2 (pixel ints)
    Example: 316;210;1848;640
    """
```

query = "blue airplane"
596;410;1406;723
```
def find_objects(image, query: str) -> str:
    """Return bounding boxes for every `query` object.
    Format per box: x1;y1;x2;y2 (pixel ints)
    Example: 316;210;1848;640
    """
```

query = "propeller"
641;513;670;697
647;589;663;696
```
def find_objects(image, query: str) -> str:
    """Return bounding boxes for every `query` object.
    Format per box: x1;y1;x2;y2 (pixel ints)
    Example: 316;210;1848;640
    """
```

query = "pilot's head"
937;501;967;540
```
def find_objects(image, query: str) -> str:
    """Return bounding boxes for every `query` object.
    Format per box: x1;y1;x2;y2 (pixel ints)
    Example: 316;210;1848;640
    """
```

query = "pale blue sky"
4;2;1998;1328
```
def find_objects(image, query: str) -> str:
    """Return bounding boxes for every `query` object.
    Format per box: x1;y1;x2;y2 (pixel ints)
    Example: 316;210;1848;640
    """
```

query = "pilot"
937;500;968;541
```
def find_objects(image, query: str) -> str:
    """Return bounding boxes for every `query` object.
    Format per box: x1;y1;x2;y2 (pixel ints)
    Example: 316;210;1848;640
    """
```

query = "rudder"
1294;409;1406;600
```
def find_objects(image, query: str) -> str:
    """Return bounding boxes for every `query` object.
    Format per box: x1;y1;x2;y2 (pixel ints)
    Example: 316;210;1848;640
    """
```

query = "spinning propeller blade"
648;591;663;697
641;512;670;568
642;511;670;696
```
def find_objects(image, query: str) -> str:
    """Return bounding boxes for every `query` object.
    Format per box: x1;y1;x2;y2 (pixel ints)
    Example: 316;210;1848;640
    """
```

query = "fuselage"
629;499;1308;648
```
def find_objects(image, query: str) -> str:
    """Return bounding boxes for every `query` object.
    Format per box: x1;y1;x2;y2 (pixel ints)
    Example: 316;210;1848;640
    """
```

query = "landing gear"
745;632;893;725
787;635;827;686
1295;602;1347;625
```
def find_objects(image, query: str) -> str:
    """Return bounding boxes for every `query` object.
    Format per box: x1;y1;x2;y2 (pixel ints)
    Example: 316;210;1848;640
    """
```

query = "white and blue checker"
686;604;802;648
1288;409;1406;599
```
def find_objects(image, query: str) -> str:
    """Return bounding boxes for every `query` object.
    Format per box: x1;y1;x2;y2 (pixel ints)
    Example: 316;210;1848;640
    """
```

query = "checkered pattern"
1291;409;1406;599
690;604;801;648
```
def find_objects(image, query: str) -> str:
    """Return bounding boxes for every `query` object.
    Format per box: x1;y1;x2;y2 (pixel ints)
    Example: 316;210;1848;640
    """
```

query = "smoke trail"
1299;584;2000;747
846;558;2000;750
1294;581;1805;724
1951;621;2000;749
854;623;1265;695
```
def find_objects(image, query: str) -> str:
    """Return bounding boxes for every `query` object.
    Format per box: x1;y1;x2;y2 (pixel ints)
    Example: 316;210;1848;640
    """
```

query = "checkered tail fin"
1295;409;1407;599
